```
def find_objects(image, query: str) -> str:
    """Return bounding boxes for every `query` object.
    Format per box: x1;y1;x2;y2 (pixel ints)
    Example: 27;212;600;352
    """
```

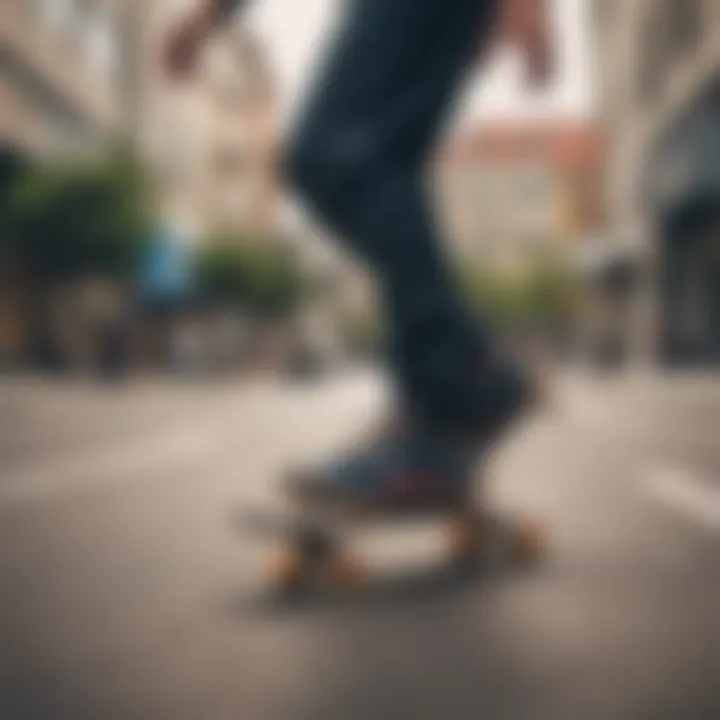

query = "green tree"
196;235;306;318
462;256;577;333
523;256;577;329
0;148;29;236
5;148;153;281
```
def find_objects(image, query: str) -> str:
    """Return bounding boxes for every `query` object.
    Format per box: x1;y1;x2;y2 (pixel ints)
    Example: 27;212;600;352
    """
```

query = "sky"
246;0;598;131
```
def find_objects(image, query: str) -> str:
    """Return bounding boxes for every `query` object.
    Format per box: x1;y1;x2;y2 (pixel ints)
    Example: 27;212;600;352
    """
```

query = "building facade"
200;27;277;237
595;0;720;362
136;2;277;241
1;0;276;234
0;0;130;155
0;0;139;362
438;123;602;271
0;0;278;366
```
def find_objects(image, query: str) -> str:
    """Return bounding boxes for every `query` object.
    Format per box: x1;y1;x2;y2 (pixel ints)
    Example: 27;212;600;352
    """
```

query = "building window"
214;147;248;177
517;167;549;205
34;0;73;31
667;0;702;60
637;7;666;105
638;0;703;106
83;13;119;79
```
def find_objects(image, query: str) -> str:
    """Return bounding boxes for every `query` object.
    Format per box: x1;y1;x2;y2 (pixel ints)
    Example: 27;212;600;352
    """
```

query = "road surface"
1;368;719;719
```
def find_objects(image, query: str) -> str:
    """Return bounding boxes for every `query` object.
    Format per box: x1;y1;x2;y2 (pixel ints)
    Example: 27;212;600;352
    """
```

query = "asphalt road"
1;368;719;719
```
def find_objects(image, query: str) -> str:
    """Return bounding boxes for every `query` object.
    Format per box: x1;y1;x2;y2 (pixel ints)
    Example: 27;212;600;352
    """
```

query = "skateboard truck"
240;506;547;599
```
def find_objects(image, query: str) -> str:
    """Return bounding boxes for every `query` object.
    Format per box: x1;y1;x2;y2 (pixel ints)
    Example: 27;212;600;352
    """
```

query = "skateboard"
238;502;547;598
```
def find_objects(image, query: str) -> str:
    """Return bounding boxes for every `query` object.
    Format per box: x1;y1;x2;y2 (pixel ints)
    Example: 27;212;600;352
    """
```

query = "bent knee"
282;128;379;210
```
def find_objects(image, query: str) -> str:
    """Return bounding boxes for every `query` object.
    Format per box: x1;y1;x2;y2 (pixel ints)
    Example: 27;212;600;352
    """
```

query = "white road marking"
641;465;720;533
0;374;383;509
0;422;232;508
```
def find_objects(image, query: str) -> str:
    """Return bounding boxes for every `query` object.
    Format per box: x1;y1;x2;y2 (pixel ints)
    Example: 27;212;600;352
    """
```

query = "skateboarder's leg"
283;0;503;428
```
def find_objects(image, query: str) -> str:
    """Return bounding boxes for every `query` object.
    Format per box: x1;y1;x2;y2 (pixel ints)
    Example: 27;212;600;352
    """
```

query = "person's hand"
163;3;220;81
497;0;555;88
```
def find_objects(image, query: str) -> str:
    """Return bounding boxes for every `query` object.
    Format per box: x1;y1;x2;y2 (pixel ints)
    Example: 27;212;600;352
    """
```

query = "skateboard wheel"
268;546;310;595
509;521;546;564
447;517;483;564
324;553;367;593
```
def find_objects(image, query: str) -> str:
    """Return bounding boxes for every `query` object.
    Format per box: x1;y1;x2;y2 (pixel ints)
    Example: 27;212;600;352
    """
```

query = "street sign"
137;228;194;302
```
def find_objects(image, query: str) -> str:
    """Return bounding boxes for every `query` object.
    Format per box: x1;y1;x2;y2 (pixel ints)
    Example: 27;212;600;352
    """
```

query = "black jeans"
283;0;500;427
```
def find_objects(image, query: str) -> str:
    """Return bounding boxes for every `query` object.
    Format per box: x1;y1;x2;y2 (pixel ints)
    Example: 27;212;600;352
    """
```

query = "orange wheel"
324;552;368;593
268;545;310;595
509;520;547;564
447;516;483;562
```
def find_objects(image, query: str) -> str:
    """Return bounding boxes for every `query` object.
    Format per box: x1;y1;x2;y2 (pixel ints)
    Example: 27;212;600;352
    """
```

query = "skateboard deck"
237;503;548;598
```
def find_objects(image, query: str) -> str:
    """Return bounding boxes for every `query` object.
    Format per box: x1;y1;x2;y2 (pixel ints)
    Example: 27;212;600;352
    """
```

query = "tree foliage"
3;148;153;280
196;234;306;318
463;257;578;332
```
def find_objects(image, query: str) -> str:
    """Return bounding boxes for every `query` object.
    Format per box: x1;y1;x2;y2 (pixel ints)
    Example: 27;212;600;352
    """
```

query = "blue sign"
138;229;194;301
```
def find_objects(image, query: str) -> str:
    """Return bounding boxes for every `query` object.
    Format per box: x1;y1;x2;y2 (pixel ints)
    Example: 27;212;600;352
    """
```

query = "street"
1;368;719;719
